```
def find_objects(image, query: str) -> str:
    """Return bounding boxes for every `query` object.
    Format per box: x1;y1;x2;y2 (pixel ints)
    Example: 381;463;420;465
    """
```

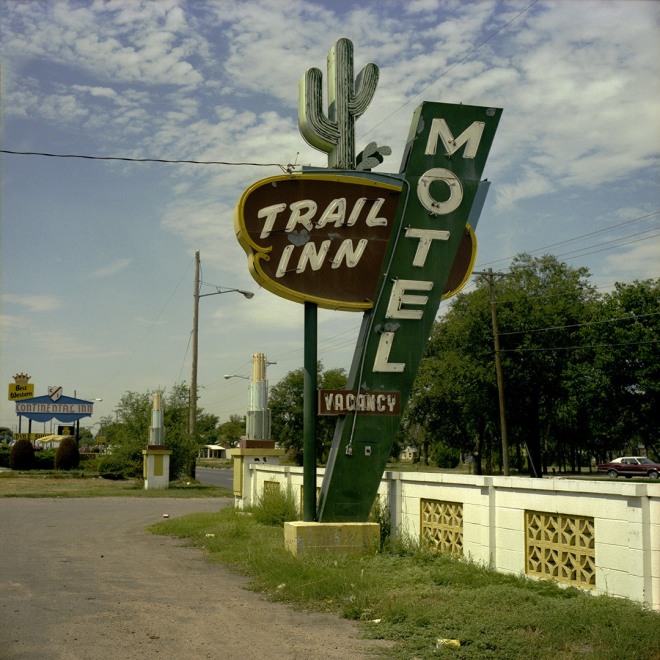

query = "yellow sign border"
442;224;477;300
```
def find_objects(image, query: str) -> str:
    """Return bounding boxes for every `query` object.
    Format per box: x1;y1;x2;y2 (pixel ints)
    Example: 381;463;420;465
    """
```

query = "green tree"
197;412;221;444
99;383;218;480
408;254;599;476
270;363;347;464
102;390;152;477
163;382;198;479
580;279;660;461
217;414;245;447
77;427;94;447
496;254;598;475
406;287;498;473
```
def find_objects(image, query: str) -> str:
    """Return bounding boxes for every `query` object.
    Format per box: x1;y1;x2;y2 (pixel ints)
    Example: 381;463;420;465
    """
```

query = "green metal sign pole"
299;39;378;522
303;301;318;521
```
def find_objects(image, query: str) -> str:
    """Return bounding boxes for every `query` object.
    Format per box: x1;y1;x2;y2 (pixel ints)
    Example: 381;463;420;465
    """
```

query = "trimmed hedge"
55;438;80;470
10;438;35;470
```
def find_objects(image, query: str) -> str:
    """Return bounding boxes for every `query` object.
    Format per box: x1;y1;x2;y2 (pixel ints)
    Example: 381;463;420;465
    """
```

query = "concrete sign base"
284;521;380;557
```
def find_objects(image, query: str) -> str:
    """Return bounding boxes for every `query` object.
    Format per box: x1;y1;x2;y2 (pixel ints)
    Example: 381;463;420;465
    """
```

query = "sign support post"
303;302;317;521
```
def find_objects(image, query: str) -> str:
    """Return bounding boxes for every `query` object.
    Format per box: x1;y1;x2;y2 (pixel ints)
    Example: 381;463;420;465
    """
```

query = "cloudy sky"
1;0;658;432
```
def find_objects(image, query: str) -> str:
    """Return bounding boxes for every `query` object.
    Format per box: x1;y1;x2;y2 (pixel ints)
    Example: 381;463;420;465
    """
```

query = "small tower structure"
142;393;172;489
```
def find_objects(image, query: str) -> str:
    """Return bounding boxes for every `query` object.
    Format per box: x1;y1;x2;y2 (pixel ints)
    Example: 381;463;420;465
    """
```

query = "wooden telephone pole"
473;268;511;476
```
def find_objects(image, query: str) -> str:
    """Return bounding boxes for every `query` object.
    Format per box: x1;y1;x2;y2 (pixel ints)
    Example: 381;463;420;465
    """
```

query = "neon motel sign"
235;39;501;521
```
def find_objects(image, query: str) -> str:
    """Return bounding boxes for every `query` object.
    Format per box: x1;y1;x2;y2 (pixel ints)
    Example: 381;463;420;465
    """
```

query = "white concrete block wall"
239;464;659;610
650;496;660;610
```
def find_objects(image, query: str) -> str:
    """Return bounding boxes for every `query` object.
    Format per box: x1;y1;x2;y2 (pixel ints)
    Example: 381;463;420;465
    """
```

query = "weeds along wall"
236;463;660;611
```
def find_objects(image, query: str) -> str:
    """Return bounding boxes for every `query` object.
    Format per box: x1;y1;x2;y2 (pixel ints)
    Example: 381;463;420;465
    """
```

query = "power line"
476;211;660;270
496;283;644;306
0;149;291;170
498;311;660;337
500;339;659;353
104;255;193;393
553;229;660;261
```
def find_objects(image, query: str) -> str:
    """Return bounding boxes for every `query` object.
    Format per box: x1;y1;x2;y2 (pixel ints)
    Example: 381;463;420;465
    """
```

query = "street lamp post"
189;250;253;477
72;392;103;444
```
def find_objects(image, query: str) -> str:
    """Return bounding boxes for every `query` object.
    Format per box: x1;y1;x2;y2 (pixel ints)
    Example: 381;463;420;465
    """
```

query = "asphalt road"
0;498;390;660
195;466;233;490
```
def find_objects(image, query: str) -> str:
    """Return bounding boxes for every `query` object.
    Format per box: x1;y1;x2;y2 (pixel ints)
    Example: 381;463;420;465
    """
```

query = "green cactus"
299;38;379;169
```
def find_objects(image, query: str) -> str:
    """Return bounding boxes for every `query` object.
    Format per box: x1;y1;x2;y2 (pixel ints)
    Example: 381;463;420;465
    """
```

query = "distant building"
198;444;226;459
399;446;418;462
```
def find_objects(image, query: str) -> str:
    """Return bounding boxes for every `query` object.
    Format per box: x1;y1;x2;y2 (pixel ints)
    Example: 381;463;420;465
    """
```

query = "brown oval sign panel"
234;172;476;311
235;173;402;310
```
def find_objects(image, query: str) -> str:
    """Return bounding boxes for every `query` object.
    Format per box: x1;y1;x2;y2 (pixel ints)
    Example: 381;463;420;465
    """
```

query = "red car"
597;456;660;480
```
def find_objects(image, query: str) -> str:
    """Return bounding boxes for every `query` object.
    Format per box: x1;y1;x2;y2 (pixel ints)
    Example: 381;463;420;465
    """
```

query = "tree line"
33;253;655;480
96;384;245;479
403;254;659;475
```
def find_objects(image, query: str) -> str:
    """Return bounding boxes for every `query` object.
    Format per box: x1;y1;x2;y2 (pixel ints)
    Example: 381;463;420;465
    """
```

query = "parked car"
597;456;660;480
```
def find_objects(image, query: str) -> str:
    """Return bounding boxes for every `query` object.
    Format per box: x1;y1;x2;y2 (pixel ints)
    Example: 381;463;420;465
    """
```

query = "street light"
71;393;103;442
223;374;249;380
189;250;253;475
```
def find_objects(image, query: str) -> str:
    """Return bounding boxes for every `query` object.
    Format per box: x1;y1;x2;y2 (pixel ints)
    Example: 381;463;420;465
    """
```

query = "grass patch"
0;473;232;498
151;506;660;660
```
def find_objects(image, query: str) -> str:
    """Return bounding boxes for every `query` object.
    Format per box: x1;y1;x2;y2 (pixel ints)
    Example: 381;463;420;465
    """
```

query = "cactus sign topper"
235;39;501;522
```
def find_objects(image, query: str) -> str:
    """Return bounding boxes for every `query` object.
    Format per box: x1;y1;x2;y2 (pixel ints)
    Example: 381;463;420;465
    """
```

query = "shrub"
0;446;10;468
98;454;127;480
10;438;35;470
55;437;80;470
432;442;461;469
252;485;298;526
80;454;101;474
369;495;392;549
33;449;56;470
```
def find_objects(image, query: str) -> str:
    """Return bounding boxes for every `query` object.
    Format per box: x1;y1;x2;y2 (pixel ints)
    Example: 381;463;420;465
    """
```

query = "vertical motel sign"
236;40;501;522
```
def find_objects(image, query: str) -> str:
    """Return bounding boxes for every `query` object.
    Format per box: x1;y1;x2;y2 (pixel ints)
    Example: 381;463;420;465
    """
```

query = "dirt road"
0;498;388;659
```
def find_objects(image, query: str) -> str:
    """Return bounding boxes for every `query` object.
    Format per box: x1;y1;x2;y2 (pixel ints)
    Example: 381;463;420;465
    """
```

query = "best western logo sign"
8;383;35;401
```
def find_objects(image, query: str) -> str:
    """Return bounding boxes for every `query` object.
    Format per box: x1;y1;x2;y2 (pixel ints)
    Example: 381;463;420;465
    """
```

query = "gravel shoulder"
0;498;390;659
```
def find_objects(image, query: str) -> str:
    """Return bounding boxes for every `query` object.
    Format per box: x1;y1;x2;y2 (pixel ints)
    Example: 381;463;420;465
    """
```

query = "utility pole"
189;250;254;478
190;250;201;445
474;268;511;476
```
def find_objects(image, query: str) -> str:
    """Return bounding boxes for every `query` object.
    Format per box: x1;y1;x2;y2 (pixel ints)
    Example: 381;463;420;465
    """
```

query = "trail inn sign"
235;39;501;522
